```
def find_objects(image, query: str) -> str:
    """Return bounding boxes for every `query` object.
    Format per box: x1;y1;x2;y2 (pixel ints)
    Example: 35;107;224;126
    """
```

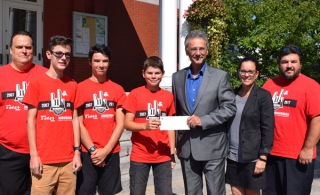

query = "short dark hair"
48;35;73;51
239;56;260;71
184;30;209;50
143;56;164;73
88;44;112;63
278;44;303;64
10;31;33;47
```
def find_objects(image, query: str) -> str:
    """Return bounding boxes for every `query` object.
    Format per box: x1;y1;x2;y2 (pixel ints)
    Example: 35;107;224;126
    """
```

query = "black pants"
76;152;122;195
129;161;172;195
0;144;31;195
262;155;315;195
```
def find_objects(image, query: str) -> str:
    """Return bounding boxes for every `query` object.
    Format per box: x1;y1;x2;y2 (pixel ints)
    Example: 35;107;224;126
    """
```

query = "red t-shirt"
0;63;47;154
22;73;80;164
263;74;320;159
122;86;175;163
77;78;126;153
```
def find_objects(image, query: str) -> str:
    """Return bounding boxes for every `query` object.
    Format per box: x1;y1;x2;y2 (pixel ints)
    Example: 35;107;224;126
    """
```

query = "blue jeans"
129;161;172;195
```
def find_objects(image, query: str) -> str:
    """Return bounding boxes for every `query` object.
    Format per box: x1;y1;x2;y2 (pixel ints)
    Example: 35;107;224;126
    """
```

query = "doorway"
0;0;43;66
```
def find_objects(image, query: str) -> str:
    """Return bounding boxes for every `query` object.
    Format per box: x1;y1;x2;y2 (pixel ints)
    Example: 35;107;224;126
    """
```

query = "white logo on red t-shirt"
272;89;286;110
147;100;161;120
50;89;66;115
14;81;28;104
93;91;109;114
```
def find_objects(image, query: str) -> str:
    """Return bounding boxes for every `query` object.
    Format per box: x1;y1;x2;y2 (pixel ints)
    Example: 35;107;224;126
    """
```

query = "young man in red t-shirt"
262;45;320;195
123;56;176;195
0;31;47;195
22;35;82;195
76;44;126;195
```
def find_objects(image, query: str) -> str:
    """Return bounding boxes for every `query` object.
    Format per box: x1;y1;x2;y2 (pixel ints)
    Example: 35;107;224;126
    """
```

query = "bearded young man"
262;45;320;195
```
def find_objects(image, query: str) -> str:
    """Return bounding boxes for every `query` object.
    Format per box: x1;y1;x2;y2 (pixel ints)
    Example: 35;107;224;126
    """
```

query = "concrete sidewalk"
117;146;320;195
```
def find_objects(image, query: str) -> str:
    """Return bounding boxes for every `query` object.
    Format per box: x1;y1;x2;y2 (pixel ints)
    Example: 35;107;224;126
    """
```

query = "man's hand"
72;151;82;172
187;115;202;128
299;147;313;164
91;148;108;166
30;155;42;176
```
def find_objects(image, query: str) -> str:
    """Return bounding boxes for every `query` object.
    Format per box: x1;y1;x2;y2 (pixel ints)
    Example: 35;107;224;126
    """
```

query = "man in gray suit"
172;30;236;195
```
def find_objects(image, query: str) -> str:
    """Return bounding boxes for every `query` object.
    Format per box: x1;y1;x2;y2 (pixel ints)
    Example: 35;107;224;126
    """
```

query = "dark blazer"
172;65;236;161
232;83;274;161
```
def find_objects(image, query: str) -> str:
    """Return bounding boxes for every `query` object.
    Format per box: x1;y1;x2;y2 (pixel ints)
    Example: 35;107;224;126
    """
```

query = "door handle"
38;53;41;61
0;54;2;64
6;54;9;64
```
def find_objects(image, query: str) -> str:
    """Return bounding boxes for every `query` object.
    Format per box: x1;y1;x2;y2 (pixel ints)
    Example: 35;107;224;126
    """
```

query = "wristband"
73;146;82;151
258;157;267;162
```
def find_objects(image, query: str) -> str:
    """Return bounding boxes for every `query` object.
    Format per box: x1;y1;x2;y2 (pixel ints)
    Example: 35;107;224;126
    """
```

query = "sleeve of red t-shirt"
305;82;320;118
167;94;175;116
22;81;40;107
73;83;83;109
122;89;137;114
262;79;271;90
116;86;126;108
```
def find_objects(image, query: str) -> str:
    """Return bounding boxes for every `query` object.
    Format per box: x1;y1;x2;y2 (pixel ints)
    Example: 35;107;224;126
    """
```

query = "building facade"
1;0;162;91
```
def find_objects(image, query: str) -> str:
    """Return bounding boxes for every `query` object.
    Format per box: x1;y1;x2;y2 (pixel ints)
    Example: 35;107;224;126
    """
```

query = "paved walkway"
117;146;320;195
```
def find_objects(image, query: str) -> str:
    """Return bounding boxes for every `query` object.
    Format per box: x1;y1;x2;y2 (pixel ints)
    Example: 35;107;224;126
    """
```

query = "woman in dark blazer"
226;56;274;195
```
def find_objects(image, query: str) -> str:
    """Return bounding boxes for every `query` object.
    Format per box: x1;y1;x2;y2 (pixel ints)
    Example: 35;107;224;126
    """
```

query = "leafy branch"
183;0;228;68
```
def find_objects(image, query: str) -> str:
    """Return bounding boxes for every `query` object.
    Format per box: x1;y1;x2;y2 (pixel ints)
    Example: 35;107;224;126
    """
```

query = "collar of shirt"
186;63;207;112
187;62;207;79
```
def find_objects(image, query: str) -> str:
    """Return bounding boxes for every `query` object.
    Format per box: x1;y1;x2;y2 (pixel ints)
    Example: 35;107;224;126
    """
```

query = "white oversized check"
159;116;190;130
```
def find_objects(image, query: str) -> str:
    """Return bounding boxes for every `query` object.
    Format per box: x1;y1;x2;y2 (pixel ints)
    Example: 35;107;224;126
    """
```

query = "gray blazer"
172;65;236;161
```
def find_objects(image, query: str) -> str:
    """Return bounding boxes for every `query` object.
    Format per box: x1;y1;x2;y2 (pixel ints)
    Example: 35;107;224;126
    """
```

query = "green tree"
183;0;228;68
221;0;320;87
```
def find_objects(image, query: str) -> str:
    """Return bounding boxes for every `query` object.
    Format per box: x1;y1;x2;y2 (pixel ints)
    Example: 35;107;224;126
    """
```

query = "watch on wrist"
88;145;97;154
73;146;82;152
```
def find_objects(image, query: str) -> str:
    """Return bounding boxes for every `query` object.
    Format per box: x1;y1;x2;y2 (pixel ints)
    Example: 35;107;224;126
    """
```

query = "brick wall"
43;0;159;91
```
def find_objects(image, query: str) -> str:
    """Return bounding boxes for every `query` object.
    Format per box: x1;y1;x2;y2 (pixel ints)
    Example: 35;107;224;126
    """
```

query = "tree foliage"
183;0;228;68
221;0;320;87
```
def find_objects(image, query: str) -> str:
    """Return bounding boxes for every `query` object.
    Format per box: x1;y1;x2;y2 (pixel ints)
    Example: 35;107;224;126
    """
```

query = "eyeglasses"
188;47;207;54
51;51;72;59
281;46;301;55
239;70;257;76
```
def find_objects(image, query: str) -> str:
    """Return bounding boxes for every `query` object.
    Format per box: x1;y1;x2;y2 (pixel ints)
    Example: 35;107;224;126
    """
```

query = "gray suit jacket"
172;65;236;161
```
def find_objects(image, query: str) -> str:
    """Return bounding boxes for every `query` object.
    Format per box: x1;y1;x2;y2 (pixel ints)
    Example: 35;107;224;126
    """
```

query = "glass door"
1;0;43;66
